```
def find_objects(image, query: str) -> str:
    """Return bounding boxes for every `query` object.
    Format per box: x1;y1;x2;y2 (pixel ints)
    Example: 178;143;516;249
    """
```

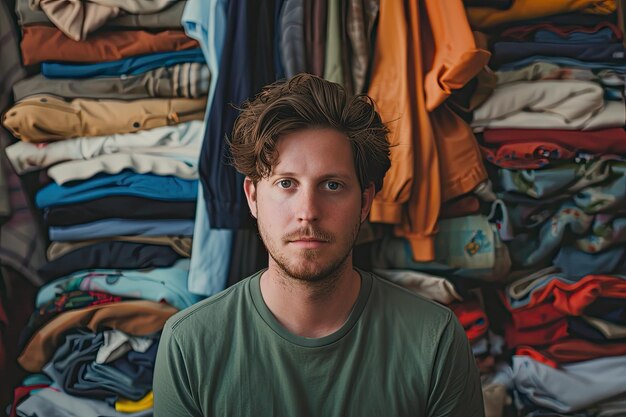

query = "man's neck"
259;263;362;339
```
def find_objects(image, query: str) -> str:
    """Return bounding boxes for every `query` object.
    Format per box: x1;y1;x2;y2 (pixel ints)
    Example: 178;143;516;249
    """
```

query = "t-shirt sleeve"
426;312;485;417
153;321;203;417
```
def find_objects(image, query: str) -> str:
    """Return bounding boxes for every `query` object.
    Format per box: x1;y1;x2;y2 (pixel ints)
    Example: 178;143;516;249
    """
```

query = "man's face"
244;128;374;283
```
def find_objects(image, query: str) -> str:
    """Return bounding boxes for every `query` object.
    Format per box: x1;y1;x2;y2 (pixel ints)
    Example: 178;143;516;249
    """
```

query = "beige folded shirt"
373;268;464;305
2;94;206;142
47;236;192;260
472;80;625;131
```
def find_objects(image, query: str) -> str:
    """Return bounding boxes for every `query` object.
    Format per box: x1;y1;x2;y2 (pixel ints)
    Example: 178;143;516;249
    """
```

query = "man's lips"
288;237;328;248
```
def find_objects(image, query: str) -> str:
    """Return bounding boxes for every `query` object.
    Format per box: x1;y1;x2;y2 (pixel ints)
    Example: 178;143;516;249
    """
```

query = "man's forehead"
267;128;357;179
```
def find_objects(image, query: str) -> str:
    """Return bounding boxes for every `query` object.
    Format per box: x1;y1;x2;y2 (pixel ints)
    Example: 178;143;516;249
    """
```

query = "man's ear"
243;177;258;219
360;182;375;223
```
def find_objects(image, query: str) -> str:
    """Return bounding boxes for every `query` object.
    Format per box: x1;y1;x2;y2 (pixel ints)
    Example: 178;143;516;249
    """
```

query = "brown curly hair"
229;73;391;193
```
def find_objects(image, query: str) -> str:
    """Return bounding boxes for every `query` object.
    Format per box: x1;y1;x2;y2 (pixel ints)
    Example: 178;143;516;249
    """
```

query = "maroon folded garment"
21;26;199;65
482;128;626;154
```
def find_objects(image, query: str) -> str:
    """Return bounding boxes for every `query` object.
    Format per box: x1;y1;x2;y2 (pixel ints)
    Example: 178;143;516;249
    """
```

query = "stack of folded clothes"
3;1;208;415
465;1;626;415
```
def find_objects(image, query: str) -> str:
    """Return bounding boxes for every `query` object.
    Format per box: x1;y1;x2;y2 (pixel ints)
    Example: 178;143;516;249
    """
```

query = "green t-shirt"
153;270;484;417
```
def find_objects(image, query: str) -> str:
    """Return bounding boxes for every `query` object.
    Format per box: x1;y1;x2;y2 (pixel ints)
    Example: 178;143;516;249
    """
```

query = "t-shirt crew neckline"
249;269;373;348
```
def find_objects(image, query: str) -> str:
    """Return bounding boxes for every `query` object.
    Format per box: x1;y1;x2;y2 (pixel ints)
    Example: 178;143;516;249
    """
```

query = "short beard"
257;215;361;294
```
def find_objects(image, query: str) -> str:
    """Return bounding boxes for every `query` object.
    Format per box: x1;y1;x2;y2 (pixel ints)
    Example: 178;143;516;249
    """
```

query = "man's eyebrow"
270;171;354;179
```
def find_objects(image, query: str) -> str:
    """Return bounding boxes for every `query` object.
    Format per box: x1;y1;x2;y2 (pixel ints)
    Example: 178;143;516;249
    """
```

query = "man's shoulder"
367;271;455;329
164;272;258;339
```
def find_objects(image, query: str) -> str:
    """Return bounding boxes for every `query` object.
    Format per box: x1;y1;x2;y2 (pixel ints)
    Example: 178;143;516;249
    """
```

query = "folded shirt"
500;22;623;42
466;0;616;30
38;241;184;281
16;386;154;417
481;142;579;169
36;172;198;208
495;62;598;85
49;218;195;241
48;153;199;185
491;41;625;67
47;236;192;260
482;127;626;154
16;0;186;37
13;63;210;101
36;259;199;311
473;80;626;131
32;0;180;40
21;26;198;65
6;121;204;174
18;300;177;373
44;196;196;226
499;55;626;72
2;95;206;142
41;48;205;79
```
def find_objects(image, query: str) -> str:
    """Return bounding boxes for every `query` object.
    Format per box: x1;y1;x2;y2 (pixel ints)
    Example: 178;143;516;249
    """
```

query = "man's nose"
295;187;320;222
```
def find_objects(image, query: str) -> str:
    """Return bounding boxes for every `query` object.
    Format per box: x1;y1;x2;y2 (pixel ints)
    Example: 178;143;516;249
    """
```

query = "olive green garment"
323;0;344;86
153;270;484;417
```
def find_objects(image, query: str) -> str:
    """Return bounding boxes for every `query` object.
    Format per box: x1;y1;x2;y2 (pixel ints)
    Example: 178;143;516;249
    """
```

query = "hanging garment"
2;95;206;142
279;0;306;77
182;0;234;299
346;0;378;94
20;27;198;65
368;0;489;261
304;0;326;76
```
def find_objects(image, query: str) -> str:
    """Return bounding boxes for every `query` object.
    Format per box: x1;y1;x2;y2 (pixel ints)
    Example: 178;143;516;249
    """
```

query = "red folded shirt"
482;128;626;155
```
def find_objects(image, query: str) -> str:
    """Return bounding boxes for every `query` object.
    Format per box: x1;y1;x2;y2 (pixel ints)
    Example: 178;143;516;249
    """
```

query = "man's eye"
325;181;341;191
278;179;292;189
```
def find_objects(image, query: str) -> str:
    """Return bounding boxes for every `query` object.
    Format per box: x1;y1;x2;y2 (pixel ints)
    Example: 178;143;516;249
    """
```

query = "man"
153;74;484;417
